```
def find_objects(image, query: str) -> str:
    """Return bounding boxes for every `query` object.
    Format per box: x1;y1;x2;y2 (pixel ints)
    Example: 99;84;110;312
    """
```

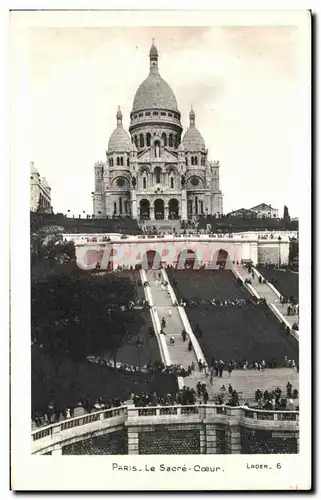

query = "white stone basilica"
92;42;223;221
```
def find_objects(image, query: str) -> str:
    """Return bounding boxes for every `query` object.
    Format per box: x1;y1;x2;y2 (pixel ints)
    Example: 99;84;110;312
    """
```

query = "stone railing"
32;406;126;442
232;267;261;300
139;270;171;366
31;404;299;454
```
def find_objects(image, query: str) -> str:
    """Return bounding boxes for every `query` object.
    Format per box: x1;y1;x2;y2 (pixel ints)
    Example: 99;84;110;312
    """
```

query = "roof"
250;203;277;211
107;107;131;153
132;43;178;112
108;127;131;152
182;126;205;151
30;162;39;175
132;73;178;112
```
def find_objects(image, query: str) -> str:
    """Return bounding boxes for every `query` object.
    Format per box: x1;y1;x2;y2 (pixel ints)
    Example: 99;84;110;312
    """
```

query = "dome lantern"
116;105;123;126
149;39;158;73
189;106;196;127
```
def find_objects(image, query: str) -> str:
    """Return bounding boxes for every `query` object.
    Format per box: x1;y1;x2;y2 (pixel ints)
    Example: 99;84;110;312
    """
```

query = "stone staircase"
235;265;299;329
184;368;299;405
146;270;199;369
140;219;181;232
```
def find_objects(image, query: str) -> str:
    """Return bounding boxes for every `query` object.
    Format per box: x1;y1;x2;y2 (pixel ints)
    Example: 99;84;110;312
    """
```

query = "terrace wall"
32;405;299;456
73;236;291;270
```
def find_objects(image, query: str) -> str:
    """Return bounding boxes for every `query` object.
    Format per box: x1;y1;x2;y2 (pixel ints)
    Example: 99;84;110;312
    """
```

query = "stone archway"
154;199;164;220
141;250;162;270
176;249;200;270
140;199;150;220
168;198;179;219
215;249;229;269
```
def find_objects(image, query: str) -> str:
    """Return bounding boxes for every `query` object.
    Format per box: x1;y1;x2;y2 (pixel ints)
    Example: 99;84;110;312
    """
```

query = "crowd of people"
86;356;192;378
33;397;126;428
254;382;299;410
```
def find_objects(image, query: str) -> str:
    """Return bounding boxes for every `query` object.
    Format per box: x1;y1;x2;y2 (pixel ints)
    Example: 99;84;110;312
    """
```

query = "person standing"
168;308;172;318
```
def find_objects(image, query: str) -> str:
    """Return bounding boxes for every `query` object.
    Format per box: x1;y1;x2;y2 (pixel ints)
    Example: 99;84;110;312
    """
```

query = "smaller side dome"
182;107;205;151
108;106;131;153
178;142;185;152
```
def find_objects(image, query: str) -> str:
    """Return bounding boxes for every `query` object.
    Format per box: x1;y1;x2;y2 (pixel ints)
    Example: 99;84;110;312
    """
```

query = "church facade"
92;42;223;221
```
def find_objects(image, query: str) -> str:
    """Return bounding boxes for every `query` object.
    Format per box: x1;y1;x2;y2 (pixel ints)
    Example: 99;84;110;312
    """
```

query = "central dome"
132;74;178;112
132;42;178;112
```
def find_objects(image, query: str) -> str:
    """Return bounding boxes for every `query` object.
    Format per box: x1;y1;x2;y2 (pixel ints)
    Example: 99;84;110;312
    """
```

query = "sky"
28;24;304;217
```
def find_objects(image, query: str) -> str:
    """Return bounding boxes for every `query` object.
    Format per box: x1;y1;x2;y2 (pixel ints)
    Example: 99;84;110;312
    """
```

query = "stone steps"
184;368;299;403
147;271;199;370
235;266;299;328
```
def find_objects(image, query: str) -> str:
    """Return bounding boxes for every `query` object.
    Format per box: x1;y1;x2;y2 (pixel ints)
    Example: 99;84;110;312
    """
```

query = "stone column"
164;206;169;220
150;206;155;220
181;191;187;220
250;242;258;265
228;426;241;454
199;428;206;454
131;190;137;219
205;425;217;454
128;429;139;455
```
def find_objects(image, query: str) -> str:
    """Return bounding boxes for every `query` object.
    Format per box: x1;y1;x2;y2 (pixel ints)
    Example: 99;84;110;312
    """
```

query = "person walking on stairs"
161;317;166;329
181;329;187;342
188;340;192;351
168;307;172;318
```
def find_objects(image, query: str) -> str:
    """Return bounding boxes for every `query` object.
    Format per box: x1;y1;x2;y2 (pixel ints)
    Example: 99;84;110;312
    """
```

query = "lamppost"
278;236;282;267
136;336;144;370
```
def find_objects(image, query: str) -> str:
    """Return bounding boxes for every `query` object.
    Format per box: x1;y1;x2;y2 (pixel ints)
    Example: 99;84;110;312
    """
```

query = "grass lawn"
257;266;299;299
32;345;176;417
167;269;298;364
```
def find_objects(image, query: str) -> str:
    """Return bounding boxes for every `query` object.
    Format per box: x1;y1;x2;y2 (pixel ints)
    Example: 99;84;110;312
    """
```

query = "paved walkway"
146;271;199;369
235;265;299;328
184;367;299;405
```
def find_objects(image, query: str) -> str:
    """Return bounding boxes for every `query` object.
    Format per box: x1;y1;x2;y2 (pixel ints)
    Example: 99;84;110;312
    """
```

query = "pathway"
184;367;299;405
146;270;199;369
235;265;299;328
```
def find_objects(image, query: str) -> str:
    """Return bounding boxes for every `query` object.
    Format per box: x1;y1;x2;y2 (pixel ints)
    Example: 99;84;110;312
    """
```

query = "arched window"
195;196;198;215
185;158;188;166
124;201;129;214
127;157;129;166
155;167;161;184
117;157;120;166
120;157;124;166
119;197;123;215
162;133;167;147
146;133;151;147
134;136;138;147
154;141;160;158
169;134;173;147
143;177;147;189
113;202;117;214
139;134;144;147
111;158;114;167
200;200;204;214
191;157;194;166
170;177;174;189
188;200;193;214
194;156;198;166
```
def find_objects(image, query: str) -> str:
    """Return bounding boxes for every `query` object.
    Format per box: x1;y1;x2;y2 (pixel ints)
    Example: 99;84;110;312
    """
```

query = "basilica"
92;42;223;221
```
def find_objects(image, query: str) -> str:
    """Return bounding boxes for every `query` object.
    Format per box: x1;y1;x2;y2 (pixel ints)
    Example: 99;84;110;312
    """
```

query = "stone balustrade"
31;404;299;455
